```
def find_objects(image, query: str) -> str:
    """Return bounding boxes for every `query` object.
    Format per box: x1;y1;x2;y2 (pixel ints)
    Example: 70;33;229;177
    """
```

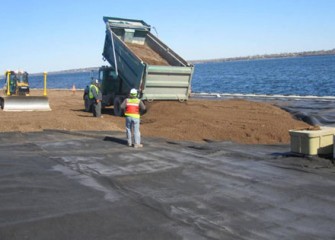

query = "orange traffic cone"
72;84;76;95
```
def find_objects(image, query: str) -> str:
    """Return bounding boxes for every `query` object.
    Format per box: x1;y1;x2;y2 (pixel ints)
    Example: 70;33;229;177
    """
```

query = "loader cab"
4;71;30;96
17;72;29;84
16;72;30;95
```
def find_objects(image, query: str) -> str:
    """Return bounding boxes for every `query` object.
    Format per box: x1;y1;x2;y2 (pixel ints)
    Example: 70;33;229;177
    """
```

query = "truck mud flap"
2;96;51;111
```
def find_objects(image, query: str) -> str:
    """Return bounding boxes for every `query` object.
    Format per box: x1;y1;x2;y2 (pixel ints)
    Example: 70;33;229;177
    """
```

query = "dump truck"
1;70;51;111
97;16;194;116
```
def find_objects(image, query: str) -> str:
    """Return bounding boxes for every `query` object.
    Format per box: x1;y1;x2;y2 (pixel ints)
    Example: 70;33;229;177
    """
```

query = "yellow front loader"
1;71;51;111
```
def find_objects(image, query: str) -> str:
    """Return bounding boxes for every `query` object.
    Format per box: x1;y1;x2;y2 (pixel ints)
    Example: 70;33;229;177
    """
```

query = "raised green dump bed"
101;16;194;109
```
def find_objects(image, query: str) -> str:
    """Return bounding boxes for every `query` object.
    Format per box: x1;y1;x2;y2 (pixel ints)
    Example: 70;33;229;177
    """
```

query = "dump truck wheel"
113;96;123;116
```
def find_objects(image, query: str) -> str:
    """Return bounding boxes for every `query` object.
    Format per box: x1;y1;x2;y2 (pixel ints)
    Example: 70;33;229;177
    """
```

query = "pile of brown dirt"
140;99;310;144
0;90;310;144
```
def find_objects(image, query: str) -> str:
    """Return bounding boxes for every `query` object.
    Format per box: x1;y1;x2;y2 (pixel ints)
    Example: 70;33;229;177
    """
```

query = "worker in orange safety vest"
120;88;146;148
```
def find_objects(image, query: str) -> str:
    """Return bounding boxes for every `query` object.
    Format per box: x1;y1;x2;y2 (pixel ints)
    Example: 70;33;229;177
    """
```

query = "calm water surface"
192;55;335;96
7;55;335;97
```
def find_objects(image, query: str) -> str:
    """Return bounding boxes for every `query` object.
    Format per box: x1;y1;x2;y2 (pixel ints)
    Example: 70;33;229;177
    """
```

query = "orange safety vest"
125;98;140;119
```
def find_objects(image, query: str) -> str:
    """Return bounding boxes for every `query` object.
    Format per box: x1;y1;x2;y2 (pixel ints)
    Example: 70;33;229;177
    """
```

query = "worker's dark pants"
92;101;101;117
84;95;92;112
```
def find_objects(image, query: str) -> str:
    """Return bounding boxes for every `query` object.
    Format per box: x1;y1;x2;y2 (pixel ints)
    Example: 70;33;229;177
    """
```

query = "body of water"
4;55;335;97
192;55;335;97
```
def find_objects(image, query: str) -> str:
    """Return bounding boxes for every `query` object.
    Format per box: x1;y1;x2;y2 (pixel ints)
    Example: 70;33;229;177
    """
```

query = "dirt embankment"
0;90;310;144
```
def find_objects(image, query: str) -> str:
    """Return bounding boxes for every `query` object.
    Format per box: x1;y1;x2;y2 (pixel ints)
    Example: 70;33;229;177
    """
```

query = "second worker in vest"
120;88;146;148
89;79;103;118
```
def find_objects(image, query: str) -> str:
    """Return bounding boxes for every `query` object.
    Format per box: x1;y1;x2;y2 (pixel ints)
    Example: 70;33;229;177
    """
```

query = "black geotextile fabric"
274;98;335;127
0;130;335;240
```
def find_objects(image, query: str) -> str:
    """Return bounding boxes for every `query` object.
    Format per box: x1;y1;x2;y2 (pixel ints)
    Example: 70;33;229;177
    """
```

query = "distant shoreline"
28;48;335;75
189;49;335;64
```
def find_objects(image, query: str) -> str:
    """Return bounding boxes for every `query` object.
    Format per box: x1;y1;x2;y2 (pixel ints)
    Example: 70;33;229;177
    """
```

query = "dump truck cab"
99;66;128;116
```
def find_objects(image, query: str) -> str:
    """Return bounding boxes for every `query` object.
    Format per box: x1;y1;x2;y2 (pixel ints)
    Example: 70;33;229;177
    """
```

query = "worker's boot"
134;144;143;148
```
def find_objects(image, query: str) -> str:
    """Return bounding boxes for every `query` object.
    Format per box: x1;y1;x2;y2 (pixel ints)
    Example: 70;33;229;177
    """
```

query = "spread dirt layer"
0;90;310;144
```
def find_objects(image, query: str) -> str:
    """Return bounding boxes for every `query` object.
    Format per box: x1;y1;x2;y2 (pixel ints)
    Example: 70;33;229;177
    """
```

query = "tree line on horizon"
189;48;335;64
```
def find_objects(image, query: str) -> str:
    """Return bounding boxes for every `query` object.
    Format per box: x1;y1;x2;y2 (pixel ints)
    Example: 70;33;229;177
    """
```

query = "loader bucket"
2;96;51;111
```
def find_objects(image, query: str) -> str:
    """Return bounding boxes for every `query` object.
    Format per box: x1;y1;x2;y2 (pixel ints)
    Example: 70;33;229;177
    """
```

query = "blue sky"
0;0;334;73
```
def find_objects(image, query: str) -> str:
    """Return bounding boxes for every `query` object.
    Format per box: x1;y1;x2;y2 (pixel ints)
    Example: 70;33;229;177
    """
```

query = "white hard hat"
130;88;137;95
